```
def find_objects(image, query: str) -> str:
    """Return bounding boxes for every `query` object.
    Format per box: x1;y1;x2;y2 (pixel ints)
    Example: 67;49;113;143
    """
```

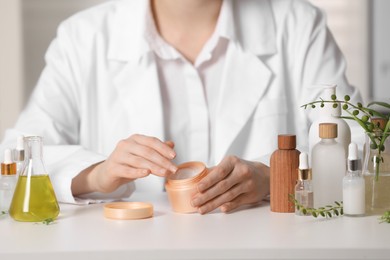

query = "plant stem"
290;195;343;218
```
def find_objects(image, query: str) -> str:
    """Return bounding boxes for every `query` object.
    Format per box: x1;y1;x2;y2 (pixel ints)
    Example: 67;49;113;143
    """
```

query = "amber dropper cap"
278;135;296;150
319;123;338;139
1;149;17;176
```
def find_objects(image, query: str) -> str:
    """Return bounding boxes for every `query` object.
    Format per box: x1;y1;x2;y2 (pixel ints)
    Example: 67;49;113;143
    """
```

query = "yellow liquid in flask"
9;175;60;222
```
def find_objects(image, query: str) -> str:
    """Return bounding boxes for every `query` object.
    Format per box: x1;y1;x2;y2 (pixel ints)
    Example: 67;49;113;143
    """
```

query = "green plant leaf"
360;107;388;119
42;218;55;225
367;101;390;110
379;211;390;223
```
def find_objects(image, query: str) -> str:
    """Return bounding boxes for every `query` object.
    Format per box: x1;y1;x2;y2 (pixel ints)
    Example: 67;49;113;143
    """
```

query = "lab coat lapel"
214;45;272;163
107;1;164;139
112;59;165;140
214;0;276;163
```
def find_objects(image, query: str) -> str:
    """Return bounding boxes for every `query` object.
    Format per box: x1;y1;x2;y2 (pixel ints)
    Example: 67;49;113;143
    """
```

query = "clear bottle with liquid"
295;152;313;216
0;149;18;211
9;136;60;222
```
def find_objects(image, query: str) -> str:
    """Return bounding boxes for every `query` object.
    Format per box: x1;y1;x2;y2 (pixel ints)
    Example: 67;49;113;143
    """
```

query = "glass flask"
9;136;60;222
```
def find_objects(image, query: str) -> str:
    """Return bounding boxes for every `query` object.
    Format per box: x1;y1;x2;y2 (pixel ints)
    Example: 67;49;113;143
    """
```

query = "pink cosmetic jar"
165;161;208;213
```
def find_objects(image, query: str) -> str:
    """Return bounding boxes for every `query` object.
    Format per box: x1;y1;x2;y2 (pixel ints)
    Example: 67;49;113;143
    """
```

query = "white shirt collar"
144;0;236;63
107;0;276;62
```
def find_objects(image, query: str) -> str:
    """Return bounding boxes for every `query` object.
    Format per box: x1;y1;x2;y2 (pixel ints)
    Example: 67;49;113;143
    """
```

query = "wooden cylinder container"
270;135;300;213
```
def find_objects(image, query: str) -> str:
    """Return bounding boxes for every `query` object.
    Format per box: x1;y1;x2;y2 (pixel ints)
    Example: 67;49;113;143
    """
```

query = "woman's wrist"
71;161;104;196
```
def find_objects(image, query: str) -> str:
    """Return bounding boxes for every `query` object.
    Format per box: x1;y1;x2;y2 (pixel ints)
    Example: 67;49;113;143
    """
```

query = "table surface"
1;191;390;260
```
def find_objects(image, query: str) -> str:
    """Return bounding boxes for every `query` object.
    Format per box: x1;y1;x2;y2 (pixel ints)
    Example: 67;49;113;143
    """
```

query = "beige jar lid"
104;202;153;220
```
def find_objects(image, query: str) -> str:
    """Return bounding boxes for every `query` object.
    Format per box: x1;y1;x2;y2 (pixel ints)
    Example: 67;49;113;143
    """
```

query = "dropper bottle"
295;152;313;216
343;143;365;216
0;149;18;211
13;135;25;175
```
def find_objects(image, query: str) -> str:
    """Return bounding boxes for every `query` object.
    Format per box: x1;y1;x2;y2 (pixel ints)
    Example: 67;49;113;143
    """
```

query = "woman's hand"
71;134;177;195
190;156;270;214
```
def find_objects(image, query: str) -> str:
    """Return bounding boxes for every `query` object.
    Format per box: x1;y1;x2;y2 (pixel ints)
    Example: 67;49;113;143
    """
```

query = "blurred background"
0;0;389;139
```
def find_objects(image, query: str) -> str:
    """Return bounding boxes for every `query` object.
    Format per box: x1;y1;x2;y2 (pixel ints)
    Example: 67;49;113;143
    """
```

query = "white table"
0;191;389;260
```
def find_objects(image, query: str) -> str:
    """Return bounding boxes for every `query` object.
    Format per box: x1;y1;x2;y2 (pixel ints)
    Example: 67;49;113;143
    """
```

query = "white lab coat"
0;0;361;204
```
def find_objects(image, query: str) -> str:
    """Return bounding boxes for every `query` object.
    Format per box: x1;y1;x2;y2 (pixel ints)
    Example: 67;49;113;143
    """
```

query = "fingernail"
170;165;178;173
220;205;228;212
198;207;206;215
197;183;205;192
169;152;176;159
192;198;200;207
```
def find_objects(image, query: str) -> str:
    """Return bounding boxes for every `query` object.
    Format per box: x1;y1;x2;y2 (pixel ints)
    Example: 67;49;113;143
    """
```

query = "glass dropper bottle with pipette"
9;136;60;222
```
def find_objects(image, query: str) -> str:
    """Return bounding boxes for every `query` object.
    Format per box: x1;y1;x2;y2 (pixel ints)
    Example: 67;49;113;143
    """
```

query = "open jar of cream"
165;161;208;213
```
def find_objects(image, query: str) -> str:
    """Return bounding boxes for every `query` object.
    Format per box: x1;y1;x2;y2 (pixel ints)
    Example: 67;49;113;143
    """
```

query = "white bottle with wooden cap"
312;123;346;208
308;85;351;161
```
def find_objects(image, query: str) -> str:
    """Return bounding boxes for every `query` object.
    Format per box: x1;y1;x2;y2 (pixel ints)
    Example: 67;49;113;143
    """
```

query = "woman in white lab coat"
0;0;360;213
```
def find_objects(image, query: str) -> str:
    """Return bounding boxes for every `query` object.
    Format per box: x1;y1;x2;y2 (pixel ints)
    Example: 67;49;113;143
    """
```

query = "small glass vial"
295;152;313;216
343;143;365;216
165;161;208;213
0;149;18;211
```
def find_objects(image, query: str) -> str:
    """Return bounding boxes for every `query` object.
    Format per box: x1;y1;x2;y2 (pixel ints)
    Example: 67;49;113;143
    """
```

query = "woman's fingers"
115;164;151;179
191;163;246;207
75;135;177;195
220;194;249;213
165;140;175;149
114;135;177;176
196;156;235;193
190;156;269;214
132;134;176;160
196;183;247;214
126;141;177;175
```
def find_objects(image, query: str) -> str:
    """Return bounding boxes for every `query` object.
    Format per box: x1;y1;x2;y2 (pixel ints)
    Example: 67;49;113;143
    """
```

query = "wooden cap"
278;135;296;150
319;123;337;139
371;118;388;131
